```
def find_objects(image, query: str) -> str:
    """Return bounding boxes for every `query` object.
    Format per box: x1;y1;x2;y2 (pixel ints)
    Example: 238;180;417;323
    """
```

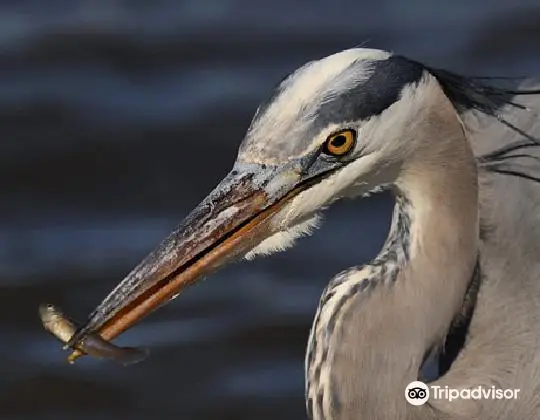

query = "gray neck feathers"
305;178;478;419
305;192;412;420
370;192;412;281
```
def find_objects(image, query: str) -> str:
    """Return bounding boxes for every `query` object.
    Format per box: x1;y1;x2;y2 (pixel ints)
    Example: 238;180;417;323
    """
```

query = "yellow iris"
323;129;356;156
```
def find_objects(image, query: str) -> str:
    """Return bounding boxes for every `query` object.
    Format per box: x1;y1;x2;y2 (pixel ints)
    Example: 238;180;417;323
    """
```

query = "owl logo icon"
405;381;430;406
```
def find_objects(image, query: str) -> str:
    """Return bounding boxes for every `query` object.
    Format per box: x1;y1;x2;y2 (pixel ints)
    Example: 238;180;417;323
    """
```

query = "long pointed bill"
67;161;324;361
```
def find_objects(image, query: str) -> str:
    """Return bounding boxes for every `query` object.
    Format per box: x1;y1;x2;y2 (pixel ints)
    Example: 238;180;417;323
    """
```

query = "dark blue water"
1;2;540;419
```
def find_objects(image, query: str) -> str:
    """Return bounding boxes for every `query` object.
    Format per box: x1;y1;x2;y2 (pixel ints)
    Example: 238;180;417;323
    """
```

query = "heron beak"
67;162;314;358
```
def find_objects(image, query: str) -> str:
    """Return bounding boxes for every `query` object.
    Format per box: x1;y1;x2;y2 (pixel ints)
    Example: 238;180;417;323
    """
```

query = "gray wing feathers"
432;81;540;418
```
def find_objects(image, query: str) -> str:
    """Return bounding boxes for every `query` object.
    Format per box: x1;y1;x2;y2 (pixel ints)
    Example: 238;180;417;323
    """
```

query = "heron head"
69;48;455;347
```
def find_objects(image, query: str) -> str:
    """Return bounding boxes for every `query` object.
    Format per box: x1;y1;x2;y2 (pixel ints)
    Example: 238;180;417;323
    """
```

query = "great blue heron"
67;48;540;419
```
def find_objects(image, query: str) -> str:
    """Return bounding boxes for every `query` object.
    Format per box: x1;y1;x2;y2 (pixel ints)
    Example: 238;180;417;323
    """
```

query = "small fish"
39;303;149;366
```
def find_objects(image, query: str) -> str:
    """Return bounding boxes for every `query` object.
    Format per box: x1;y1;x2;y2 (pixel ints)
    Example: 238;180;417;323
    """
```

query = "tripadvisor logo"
405;381;429;406
405;381;520;405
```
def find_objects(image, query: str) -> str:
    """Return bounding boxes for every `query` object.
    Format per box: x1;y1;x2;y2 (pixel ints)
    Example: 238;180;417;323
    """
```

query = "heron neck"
306;123;479;420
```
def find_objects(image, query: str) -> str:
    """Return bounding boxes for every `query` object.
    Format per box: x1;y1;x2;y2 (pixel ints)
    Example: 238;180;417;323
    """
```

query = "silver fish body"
39;303;149;365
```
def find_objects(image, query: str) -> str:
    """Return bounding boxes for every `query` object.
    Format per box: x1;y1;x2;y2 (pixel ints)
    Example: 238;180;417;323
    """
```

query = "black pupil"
331;135;347;148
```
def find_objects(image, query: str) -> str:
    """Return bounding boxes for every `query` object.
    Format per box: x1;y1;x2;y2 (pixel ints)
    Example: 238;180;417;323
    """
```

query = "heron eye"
323;129;356;157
